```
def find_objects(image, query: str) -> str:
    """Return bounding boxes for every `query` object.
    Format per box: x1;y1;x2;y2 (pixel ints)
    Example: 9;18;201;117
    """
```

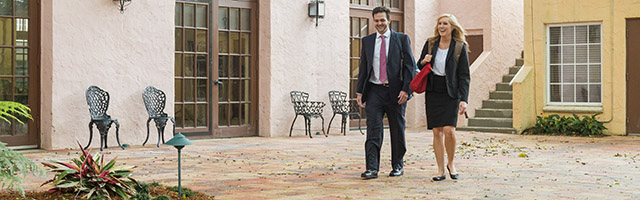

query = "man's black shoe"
360;170;378;179
389;168;403;177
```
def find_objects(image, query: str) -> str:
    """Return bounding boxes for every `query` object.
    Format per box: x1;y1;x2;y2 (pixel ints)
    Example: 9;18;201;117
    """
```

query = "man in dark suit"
356;6;416;179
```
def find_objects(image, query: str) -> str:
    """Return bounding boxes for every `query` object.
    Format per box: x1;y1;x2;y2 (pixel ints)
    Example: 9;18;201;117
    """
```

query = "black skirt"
426;75;460;129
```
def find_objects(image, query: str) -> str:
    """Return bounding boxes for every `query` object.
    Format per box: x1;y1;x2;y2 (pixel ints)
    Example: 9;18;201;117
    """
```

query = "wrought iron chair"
142;86;176;147
327;91;364;135
289;91;326;138
85;86;124;151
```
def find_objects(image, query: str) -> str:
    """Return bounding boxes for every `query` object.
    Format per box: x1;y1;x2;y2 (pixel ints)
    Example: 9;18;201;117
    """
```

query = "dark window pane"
15;48;27;75
0;0;10;15
197;55;206;77
549;27;561;45
218;32;228;53
218;8;228;30
562;84;574;102
184;54;194;77
589;65;601;83
549;46;560;64
0;120;10;135
0;18;11;46
242;104;249;125
242;79;250;101
392;0;399;8
15;77;27;104
562;45;574;63
231;103;240;125
218;56;228;77
197;79;206;102
576;25;587;44
589;44;601;63
589;84;601;102
175;3;183;26
15;115;27;135
550;85;560;102
219;79;228;101
589;25;600;43
175;54;182;76
197;104;207;127
241;33;249;54
196;5;207;28
575;45;587;63
550;65;560;83
175;104;183;127
185;29;195;51
230;80;240;101
241;9;250;31
184;104;195;127
391;21;399;32
562;65;574;83
175;79;183;102
562;26;574;44
15;0;27;17
0;78;11;100
218;104;228;126
576;84;588;102
185;79;195;102
196;30;207;52
229;32;239;54
184;4;194;27
175;28;183;51
15;18;27;46
230;56;240;77
575;65;588;83
0;48;10;75
241;56;249;78
230;8;239;30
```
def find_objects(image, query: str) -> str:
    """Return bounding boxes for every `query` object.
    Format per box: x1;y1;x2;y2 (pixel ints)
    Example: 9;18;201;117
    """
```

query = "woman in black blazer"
416;14;470;181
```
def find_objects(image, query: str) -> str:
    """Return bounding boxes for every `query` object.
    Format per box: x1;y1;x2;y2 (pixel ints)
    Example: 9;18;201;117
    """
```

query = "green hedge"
531;113;607;136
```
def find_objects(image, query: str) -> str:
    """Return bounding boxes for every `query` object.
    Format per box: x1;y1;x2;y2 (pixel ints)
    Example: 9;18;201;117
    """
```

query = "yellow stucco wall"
512;67;535;133
523;0;640;135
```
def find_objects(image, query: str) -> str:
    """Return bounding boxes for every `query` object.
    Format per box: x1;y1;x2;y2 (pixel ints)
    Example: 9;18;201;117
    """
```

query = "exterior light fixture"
308;0;325;27
113;0;132;14
164;133;194;197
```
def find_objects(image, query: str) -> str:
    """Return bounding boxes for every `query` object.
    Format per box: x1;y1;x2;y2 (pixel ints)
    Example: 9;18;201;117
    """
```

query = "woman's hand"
421;54;432;65
458;101;467;115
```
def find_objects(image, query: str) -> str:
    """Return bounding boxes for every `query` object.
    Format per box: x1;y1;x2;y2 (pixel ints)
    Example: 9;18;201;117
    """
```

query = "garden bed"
0;184;214;200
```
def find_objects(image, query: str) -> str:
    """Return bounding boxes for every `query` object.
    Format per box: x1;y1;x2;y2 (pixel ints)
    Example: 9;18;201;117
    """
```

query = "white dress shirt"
369;29;391;84
433;48;448;76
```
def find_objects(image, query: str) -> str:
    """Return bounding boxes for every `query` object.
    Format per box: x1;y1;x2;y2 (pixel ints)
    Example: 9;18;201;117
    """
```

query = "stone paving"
18;128;640;199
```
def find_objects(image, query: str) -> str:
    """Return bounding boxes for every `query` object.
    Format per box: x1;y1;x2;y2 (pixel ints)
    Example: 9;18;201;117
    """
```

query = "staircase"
457;58;524;134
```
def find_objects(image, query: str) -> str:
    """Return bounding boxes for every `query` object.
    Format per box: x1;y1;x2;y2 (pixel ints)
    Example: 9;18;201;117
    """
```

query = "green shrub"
152;195;171;200
532;113;607;136
135;182;150;194
169;186;197;197
0;142;45;196
41;142;138;199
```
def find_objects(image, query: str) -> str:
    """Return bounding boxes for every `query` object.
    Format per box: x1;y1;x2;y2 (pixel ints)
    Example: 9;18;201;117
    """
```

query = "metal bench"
85;86;124;151
142;86;176;147
327;91;364;135
289;91;326;138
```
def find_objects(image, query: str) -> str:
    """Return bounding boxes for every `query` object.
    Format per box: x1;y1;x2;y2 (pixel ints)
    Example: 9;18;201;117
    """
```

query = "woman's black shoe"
447;165;459;180
432;174;446;181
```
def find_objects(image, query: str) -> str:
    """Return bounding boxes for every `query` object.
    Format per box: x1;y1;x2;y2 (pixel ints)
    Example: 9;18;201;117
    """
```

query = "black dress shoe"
447;166;459;180
432;174;446;181
360;170;378;179
389;168;403;177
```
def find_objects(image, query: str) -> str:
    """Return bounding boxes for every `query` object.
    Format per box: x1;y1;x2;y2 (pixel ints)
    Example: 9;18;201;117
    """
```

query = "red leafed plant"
41;142;137;199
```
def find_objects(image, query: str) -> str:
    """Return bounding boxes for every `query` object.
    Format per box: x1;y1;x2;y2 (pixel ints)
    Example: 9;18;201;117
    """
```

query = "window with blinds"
547;24;602;104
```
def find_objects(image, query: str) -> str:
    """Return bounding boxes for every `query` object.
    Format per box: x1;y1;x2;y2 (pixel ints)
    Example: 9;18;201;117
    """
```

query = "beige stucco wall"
42;0;174;149
523;0;640;135
268;1;350;136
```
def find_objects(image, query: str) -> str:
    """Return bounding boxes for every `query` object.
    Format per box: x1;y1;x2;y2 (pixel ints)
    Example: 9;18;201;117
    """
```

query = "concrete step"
495;83;512;91
457;126;517;134
509;66;521;74
502;74;515;83
515;58;524;66
482;99;512;109
468;117;513;127
489;91;513;100
475;108;513;118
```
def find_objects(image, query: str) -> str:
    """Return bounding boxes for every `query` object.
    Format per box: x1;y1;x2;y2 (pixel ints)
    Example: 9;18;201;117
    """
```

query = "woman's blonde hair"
428;14;469;51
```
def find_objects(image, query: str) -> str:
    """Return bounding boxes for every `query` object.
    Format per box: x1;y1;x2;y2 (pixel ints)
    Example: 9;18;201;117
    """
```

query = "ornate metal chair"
142;86;176;147
85;86;124;151
327;91;364;135
289;91;326;138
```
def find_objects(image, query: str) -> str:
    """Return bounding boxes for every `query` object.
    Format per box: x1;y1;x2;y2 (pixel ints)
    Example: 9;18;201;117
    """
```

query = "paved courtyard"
19;129;640;199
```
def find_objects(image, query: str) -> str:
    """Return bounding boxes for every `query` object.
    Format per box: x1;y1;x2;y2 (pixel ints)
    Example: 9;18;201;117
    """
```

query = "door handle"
214;80;223;85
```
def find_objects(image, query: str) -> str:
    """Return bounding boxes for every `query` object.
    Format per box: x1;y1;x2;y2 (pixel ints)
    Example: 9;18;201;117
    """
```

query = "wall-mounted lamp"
308;0;325;27
113;0;132;14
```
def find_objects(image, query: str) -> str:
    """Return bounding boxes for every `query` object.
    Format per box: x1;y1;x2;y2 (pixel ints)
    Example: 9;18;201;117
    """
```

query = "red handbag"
410;63;431;94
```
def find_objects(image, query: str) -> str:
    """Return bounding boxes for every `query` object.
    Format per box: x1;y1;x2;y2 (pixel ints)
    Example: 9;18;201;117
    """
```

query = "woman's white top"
433;48;449;76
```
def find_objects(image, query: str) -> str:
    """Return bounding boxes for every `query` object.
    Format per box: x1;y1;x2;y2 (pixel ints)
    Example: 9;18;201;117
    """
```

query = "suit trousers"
364;84;407;171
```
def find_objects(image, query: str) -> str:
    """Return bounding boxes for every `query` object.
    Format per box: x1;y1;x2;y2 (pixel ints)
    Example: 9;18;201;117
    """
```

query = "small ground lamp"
164;133;193;197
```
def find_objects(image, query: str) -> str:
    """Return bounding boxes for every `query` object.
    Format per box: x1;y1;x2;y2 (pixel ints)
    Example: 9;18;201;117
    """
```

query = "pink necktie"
379;35;387;83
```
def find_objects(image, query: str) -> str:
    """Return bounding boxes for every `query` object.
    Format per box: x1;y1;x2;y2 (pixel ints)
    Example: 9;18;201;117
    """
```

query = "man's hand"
459;101;467;115
421;54;432;65
357;93;366;108
397;91;409;104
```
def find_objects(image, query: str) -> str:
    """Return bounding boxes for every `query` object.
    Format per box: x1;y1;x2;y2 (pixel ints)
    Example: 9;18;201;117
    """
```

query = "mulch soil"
0;184;214;200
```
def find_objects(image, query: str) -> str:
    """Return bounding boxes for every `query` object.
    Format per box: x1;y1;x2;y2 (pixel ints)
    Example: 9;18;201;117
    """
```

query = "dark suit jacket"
417;38;470;103
356;30;416;103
